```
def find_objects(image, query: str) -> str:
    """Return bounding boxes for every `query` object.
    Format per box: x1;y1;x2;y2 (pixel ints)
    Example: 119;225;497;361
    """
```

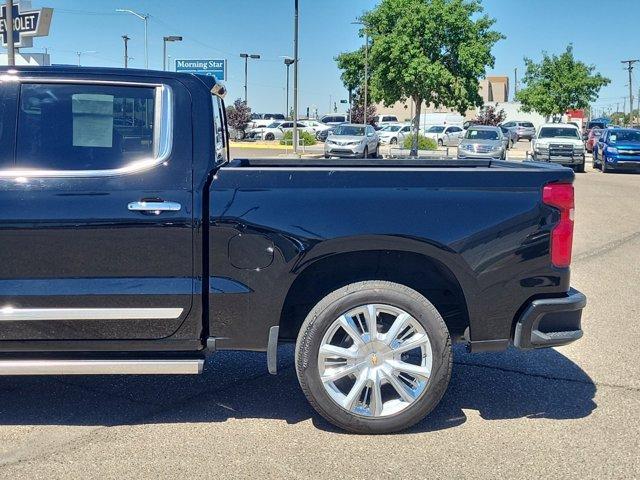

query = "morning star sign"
0;1;53;48
175;59;227;81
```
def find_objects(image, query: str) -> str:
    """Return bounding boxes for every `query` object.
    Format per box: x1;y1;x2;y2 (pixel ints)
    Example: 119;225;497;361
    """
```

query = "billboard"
175;59;226;80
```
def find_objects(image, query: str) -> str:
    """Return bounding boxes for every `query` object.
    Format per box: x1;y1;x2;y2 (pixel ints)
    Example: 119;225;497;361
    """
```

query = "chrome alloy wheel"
317;304;433;418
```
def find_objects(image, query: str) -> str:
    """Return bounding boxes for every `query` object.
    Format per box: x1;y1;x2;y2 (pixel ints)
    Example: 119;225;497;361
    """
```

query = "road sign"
0;1;53;49
175;59;226;80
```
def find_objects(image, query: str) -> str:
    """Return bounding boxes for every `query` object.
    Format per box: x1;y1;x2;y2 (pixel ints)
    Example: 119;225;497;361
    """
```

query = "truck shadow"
0;345;596;433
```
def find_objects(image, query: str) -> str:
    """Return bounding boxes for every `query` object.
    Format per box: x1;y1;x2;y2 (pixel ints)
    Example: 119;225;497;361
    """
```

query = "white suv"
532;123;586;172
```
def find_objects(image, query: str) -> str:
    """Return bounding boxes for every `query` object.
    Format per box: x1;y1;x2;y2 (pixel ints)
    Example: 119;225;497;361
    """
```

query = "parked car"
377;123;412;145
531;123;586;172
424;124;464;147
248;113;286;129
0;66;586;435
248;121;313;141
585;128;603;153
457;125;506;159
499;124;518;149
320;114;348;125
316;125;338;142
593;128;640;173
500;120;536;141
371;114;399;129
299;119;332;138
324;123;380;158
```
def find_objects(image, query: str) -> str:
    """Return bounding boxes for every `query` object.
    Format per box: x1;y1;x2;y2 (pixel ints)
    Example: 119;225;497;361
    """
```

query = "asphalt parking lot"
0;155;638;479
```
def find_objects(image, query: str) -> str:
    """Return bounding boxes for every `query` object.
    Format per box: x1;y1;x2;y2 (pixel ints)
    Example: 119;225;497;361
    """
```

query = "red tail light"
543;183;575;268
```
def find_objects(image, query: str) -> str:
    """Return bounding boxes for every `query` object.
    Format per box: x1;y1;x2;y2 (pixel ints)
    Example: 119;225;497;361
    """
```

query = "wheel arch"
279;247;471;344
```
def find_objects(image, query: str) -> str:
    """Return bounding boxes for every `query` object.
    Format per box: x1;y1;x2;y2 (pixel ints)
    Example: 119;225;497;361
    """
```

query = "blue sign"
175;59;226;80
0;2;53;48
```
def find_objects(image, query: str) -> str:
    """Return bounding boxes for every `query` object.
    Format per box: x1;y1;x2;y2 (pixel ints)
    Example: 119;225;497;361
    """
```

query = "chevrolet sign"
0;1;52;49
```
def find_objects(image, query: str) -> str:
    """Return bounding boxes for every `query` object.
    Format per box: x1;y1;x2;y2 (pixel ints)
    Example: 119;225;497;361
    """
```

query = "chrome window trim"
0;307;184;321
0;78;173;178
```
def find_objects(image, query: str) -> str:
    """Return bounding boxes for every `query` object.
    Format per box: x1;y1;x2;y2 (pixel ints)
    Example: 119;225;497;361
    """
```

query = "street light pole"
76;50;97;67
122;35;130;68
116;9;149;69
293;0;299;155
163;36;182;71
5;0;15;66
239;53;261;104
284;57;294;118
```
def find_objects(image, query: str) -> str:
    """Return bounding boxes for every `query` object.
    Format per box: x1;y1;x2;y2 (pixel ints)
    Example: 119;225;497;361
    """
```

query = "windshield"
538;127;581;139
608;130;640;143
465;128;499;140
427;126;445;133
381;125;401;132
333;125;365;136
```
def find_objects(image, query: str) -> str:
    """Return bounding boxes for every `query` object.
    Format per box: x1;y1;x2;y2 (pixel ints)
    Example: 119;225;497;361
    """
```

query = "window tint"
521;122;534;128
16;84;156;171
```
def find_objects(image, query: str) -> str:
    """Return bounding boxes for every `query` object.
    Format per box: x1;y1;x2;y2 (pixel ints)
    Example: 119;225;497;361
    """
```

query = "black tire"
437;139;444;147
602;155;609;173
295;280;452;434
265;133;275;141
575;160;585;173
390;137;398;145
362;147;368;159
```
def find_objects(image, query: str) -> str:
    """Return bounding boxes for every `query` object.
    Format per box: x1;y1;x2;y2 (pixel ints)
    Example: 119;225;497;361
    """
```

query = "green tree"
336;0;503;155
516;45;610;120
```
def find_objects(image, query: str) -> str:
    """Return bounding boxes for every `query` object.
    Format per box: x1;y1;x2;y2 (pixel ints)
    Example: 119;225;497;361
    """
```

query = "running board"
0;359;204;375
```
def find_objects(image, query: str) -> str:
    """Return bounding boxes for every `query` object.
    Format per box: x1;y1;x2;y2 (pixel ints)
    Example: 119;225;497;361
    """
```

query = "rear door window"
16;83;156;171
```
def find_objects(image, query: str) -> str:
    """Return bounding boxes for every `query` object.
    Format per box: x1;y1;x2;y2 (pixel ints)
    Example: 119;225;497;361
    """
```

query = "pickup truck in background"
0;67;586;434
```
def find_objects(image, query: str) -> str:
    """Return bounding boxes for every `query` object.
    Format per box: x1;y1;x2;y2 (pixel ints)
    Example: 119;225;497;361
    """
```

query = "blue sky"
18;0;640;116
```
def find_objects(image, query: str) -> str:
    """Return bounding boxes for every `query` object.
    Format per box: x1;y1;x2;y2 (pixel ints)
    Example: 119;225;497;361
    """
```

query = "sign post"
174;59;226;80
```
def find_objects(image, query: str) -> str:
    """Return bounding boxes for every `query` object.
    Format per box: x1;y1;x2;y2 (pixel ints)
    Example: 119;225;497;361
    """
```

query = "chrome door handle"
128;201;182;213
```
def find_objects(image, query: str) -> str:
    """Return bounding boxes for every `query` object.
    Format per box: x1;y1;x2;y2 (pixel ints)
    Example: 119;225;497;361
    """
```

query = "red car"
586;128;603;152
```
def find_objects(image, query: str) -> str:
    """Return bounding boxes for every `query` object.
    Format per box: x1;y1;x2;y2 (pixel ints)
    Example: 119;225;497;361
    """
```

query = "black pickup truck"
0;67;586;433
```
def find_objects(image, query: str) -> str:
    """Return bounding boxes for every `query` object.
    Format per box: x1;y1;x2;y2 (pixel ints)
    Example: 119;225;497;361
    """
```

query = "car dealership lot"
0;160;638;479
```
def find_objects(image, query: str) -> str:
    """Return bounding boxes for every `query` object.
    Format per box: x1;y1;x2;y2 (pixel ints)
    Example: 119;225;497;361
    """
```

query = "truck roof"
0;65;221;91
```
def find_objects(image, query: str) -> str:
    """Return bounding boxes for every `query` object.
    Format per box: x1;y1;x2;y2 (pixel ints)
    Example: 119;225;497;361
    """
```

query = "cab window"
16;83;156;171
212;95;227;163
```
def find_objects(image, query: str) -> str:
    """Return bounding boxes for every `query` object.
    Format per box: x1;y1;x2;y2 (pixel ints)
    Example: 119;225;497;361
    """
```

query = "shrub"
280;130;317;146
402;134;437;150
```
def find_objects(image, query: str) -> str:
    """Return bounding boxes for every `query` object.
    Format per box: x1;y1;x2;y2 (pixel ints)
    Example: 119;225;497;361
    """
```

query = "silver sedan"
457;125;507;159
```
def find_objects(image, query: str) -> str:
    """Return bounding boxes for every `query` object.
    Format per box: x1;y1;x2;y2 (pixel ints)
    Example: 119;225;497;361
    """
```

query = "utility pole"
5;0;15;66
621;59;639;125
240;53;261;104
514;67;518;98
293;0;299;155
122;35;130;68
351;19;369;125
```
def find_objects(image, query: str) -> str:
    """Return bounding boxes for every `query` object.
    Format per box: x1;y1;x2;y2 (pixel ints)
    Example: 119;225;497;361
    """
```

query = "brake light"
543;183;575;268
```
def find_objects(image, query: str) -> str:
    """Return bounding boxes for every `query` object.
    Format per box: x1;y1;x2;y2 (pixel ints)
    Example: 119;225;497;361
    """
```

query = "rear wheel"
265;133;275;141
362;147;369;159
295;280;452;434
390;137;398;145
437;139;444;147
